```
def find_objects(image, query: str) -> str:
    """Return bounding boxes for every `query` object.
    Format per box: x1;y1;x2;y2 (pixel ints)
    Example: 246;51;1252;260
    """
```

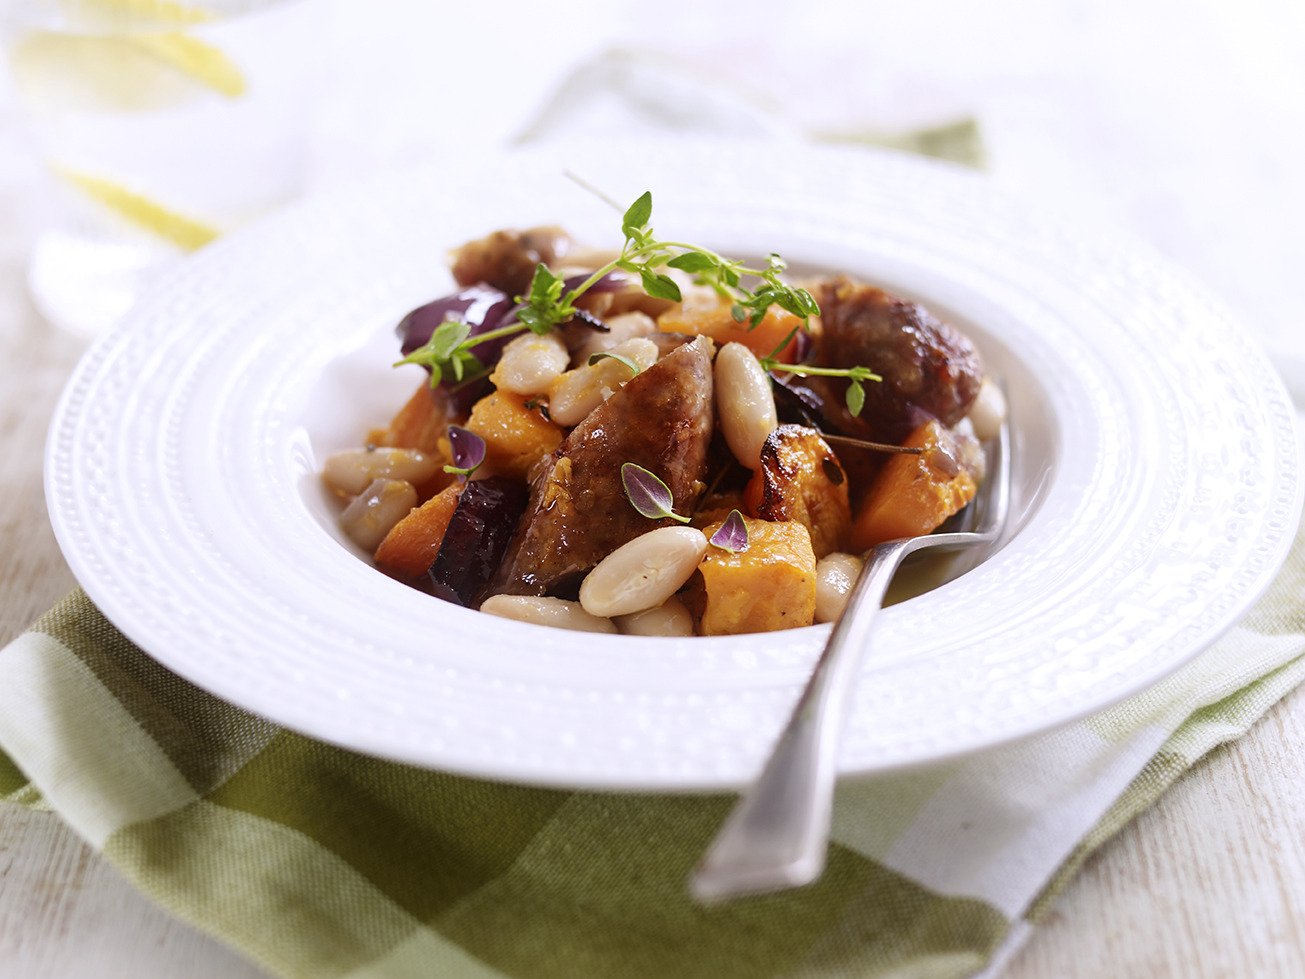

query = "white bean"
322;447;440;496
339;478;418;552
715;342;778;469
479;595;617;634
815;552;863;623
967;376;1007;441
615;596;695;637
548;337;659;426
493;331;570;395
579;526;708;618
570;311;657;365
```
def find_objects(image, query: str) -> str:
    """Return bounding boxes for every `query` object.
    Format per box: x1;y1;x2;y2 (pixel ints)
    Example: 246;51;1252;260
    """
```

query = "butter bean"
479;595;617;634
493;332;570;396
322;447;440;496
579;526;709;618
549;337;659;426
339;479;418;552
615;596;695;637
715;342;778;469
815;552;863;623
967;376;1007;441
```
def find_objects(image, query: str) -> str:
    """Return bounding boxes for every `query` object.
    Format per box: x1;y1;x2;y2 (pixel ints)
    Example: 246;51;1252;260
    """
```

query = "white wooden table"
2;1;1303;975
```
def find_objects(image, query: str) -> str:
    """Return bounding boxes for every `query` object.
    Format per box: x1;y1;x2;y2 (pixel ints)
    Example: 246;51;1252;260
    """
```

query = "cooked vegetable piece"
464;390;564;480
698;516;816;635
374;482;463;581
800;277;983;442
659;297;802;361
368;381;455;458
427;477;529;607
850;418;978;549
490;336;715;597
339;479;418;553
743;424;851;558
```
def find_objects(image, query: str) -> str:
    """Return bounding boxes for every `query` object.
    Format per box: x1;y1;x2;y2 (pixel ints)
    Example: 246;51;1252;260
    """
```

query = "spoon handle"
690;538;913;903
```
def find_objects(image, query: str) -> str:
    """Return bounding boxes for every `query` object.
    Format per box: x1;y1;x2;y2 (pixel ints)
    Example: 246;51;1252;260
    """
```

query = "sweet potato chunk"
464;390;564;481
369;381;454;455
851;419;978;549
743;425;850;558
373;483;463;581
698;516;816;635
659;297;802;361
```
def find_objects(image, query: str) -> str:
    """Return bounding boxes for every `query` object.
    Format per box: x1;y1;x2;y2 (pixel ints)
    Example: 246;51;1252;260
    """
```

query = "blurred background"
1;0;1303;346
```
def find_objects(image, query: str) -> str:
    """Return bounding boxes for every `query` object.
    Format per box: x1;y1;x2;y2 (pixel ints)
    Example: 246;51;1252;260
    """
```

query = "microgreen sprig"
396;189;880;415
755;326;882;417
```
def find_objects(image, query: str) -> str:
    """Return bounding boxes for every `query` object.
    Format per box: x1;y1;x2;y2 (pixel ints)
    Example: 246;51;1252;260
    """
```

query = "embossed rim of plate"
46;140;1302;790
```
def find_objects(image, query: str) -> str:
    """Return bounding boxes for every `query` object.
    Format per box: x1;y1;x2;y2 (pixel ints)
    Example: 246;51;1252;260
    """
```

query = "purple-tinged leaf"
621;463;690;523
444;426;486;477
709;509;750;553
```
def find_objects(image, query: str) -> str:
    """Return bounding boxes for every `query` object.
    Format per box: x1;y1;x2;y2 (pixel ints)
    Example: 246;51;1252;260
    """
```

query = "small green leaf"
587;351;641;374
730;304;748;323
640;269;682;302
622;191;653;237
846;379;866;417
667;251;715;273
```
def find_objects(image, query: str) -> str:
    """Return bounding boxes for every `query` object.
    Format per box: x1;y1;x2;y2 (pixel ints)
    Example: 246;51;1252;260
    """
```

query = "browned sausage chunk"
804;277;983;442
490;336;715;596
450;226;573;298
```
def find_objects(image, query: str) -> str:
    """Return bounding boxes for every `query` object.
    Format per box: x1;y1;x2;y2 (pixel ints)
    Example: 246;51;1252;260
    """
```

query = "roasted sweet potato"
698;516;816;635
851;419;978;549
464;390;564;481
658;297;802;362
743;425;851;558
368;381;455;456
373;483;463;581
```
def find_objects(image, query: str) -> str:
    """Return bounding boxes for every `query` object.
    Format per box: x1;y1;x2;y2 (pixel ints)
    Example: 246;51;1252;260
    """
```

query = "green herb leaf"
846;379;866;417
621;462;691;523
622;191;653;238
639;268;683;302
667;251;715;273
587;351;641;374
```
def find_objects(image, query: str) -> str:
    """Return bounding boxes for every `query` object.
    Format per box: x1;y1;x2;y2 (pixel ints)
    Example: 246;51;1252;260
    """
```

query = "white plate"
46;140;1302;790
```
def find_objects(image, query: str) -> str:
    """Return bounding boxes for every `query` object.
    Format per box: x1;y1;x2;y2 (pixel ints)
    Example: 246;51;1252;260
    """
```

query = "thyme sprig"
398;190;880;415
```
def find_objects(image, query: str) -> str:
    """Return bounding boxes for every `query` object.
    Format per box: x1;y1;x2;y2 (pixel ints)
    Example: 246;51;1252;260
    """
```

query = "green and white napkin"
3;47;1303;979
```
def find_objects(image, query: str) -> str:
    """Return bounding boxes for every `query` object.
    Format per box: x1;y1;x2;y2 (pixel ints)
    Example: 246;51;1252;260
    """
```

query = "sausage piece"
450;226;573;298
489;336;715;597
803;277;983;442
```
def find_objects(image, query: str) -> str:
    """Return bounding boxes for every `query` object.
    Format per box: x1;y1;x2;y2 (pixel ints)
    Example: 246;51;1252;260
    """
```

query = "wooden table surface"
3;0;1304;974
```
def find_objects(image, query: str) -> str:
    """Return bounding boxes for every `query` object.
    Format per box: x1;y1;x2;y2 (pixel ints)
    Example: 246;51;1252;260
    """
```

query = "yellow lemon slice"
56;168;221;250
9;28;245;113
59;0;214;29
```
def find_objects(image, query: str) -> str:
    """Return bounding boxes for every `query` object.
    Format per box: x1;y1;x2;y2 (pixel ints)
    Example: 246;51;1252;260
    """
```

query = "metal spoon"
690;418;1011;903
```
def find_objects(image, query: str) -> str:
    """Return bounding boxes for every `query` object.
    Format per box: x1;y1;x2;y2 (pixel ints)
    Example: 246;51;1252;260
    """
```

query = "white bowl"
47;140;1302;789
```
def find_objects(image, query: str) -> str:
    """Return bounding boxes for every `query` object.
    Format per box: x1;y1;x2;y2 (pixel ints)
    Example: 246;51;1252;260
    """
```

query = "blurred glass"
2;0;320;336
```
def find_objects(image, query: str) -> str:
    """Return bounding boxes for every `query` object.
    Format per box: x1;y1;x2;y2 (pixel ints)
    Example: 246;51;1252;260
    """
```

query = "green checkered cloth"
5;59;1305;977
